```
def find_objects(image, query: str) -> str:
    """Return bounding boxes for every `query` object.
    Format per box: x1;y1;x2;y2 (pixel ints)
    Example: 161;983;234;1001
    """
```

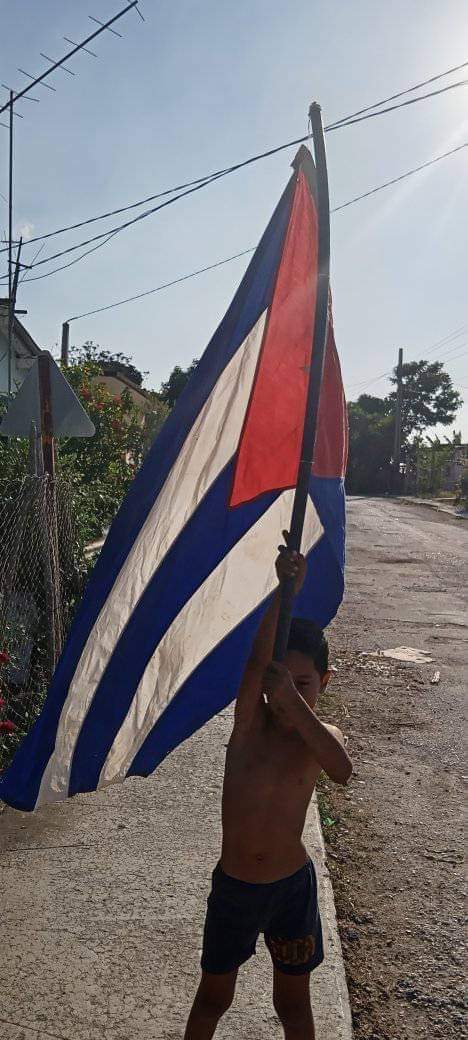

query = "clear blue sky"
1;0;467;437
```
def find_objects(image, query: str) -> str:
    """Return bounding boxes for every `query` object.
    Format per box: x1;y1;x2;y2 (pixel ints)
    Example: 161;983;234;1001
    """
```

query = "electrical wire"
66;248;256;321
13;228;127;284
434;340;468;363
7;139;465;294
332;143;467;212
325;78;468;131
346;370;391;391
3;66;467;259
19;240;45;282
440;349;468;364
9;170;235;272
5;171;227;248
8;140;465;255
423;326;468;356
346;328;468;393
325;60;468;127
7;137;466;288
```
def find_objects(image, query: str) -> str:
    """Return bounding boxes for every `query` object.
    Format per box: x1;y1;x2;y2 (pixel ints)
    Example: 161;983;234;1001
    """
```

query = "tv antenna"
1;1;143;396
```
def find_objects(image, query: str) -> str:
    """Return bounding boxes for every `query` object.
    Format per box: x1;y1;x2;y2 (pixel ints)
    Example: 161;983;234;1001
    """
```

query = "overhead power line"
11;139;466;289
58;137;466;316
17;228;132;285
326;77;468;131
5;129;467;284
6;133;467;255
346;369;392;391
332;143;467;212
4;172;227;281
346;328;468;392
66;249;256;321
6;172;224;249
424;326;468;356
327;60;468;127
441;348;468;364
1;73;465;289
4;62;467;255
7;170;225;267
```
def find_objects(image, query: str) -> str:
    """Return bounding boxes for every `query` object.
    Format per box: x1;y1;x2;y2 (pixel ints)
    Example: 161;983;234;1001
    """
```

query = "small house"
0;299;41;397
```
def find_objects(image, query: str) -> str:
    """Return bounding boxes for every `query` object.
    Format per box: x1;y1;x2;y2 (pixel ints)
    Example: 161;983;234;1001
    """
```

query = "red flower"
0;720;15;733
96;402;104;412
0;650;10;666
0;695;6;709
81;388;91;401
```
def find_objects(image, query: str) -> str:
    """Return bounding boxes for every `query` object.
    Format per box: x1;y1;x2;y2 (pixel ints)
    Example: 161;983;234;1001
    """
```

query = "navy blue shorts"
201;858;324;976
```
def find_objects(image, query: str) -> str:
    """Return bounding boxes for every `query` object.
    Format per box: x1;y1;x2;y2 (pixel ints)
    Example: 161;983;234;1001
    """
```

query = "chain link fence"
0;471;86;771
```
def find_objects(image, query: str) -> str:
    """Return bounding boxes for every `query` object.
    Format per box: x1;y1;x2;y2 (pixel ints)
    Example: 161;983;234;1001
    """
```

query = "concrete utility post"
61;321;70;366
393;347;403;492
7;90;14;396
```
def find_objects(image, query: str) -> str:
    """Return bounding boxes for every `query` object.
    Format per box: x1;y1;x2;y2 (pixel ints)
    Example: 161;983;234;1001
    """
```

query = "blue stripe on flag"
69;464;279;796
294;476;346;627
128;478;346;782
129;602;268;778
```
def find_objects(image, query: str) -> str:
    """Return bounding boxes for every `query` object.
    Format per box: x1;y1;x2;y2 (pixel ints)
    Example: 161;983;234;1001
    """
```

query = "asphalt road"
321;497;467;1040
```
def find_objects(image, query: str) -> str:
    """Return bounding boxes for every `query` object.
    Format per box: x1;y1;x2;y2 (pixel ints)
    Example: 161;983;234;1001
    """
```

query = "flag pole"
273;102;331;662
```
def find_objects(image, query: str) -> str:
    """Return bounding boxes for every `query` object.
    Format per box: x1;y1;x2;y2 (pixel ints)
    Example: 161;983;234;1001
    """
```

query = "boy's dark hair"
287;618;329;677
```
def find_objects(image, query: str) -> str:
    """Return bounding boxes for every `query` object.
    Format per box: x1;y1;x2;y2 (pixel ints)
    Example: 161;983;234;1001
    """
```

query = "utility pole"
393;347;403;493
7;90;14;396
61;321;70;366
7;238;24;397
38;352;60;667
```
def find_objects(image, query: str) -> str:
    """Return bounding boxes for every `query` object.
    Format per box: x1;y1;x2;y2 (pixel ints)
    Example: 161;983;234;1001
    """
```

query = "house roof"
0;298;41;357
96;367;152;401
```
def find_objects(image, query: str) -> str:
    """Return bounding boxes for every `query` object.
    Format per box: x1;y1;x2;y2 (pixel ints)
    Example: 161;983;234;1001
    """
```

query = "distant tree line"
347;360;462;495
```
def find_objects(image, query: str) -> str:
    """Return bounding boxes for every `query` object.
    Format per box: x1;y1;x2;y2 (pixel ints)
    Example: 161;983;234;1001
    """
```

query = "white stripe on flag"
98;492;323;787
36;312;267;806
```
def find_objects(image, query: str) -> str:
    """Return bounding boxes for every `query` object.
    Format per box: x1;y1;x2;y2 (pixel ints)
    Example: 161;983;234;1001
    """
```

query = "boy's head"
284;618;330;709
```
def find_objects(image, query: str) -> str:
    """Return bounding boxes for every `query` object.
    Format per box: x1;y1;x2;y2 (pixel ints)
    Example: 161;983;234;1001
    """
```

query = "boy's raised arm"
234;537;306;729
264;662;353;785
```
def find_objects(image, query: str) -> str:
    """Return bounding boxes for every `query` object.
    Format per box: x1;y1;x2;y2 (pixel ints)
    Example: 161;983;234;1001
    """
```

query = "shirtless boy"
184;539;352;1039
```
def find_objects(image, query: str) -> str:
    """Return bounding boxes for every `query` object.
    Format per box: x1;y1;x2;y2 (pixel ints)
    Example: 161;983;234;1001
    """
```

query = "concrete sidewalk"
1;709;352;1040
396;495;468;519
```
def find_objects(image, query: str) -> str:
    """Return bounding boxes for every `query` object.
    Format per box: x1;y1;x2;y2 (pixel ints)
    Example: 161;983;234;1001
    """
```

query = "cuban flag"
0;145;347;812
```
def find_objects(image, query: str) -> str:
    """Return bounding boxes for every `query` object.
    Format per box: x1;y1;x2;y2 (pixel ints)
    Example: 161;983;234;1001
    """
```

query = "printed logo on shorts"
267;934;316;965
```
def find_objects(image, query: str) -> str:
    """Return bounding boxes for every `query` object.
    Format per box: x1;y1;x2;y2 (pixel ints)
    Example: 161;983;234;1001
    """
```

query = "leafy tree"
71;341;146;387
1;354;169;541
355;394;391;418
388;360;463;438
61;359;168;542
346;360;463;495
159;359;198;409
0;399;29;480
346;396;394;494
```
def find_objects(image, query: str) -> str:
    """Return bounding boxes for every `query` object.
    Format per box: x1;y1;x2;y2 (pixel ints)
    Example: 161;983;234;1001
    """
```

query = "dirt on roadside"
316;499;466;1040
